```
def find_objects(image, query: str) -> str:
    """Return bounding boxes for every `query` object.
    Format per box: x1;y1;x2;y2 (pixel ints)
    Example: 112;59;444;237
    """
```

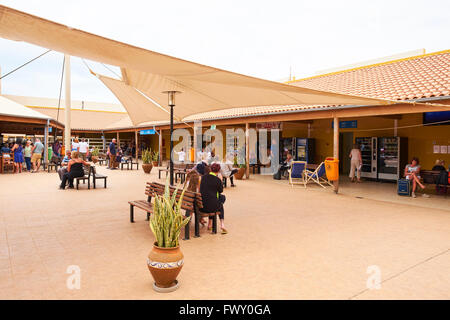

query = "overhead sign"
210;125;217;130
256;122;283;130
332;120;358;129
140;129;156;135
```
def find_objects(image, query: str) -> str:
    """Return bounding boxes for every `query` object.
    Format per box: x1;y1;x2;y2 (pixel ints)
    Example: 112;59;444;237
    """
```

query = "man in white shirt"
176;149;186;164
78;139;89;160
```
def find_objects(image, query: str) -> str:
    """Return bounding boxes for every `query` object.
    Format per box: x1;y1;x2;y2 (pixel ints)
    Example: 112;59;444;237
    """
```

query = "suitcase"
397;178;411;196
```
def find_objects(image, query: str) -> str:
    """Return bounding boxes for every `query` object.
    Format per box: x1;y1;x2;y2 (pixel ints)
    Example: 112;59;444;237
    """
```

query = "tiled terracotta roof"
289;50;450;101
187;50;450;121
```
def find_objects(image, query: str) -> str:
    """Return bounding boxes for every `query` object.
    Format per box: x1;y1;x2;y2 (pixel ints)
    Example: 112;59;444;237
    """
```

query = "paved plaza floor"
0;165;449;299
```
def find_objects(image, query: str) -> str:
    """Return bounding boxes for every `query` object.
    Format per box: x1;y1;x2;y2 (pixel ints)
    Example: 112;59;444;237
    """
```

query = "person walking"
199;163;228;234
59;151;89;189
108;138;118;169
24;140;32;172
11;138;24;173
31;138;44;172
349;144;362;182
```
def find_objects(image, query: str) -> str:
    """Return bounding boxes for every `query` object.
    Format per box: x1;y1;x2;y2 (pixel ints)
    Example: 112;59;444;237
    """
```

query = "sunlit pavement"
0;165;449;299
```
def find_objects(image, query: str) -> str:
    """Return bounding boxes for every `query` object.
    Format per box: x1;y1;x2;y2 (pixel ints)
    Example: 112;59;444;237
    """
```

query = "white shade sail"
0;5;396;125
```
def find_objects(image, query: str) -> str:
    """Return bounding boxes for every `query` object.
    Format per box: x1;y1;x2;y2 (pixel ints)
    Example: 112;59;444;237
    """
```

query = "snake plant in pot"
147;179;191;292
142;149;153;174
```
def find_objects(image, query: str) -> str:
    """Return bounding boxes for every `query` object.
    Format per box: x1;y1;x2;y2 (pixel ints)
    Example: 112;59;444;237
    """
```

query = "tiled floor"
0;165;449;299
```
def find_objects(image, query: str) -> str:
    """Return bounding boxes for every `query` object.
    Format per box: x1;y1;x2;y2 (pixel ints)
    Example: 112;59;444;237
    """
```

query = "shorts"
406;175;420;180
31;153;42;163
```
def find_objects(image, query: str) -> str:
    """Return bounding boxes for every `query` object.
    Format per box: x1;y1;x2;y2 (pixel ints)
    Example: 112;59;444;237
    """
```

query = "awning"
0;5;396;125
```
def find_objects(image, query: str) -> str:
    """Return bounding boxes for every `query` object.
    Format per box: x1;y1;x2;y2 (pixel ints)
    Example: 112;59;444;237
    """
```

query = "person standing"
108;138;117;169
31;138;44;172
11;138;24;173
24;140;32;172
71;138;80;153
52;139;61;158
176;148;186;164
78;138;89;160
349;144;362;183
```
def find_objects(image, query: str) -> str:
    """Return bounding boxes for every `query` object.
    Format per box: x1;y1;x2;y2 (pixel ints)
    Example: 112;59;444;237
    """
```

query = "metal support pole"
170;105;174;186
64;55;71;150
333;116;339;194
44;119;49;165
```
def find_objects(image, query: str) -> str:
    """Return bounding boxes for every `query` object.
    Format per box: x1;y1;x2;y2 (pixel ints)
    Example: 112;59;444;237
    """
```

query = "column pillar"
116;132;120;147
333;116;339;194
394;119;398;137
245;122;250;179
44;119;49;166
159;129;163;166
64;55;71;150
135;130;139;159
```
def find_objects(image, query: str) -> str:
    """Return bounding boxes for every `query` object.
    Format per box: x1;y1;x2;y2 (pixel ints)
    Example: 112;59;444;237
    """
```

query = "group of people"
1;138;45;173
182;153;243;234
56;150;91;189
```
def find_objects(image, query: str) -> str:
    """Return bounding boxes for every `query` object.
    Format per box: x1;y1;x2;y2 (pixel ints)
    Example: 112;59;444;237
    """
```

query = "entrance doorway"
339;132;353;174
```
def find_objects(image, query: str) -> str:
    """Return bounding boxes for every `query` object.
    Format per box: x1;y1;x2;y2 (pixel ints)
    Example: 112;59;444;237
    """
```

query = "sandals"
221;228;228;235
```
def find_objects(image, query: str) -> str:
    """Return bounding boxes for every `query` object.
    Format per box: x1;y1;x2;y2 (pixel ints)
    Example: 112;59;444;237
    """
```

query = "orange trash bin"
324;157;339;181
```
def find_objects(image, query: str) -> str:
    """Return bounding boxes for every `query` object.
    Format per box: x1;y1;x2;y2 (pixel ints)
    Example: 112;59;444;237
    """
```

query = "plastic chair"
288;161;307;187
305;162;333;188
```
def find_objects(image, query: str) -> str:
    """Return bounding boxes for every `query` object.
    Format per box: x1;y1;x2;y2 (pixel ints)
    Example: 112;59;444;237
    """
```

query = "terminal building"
1;49;449;179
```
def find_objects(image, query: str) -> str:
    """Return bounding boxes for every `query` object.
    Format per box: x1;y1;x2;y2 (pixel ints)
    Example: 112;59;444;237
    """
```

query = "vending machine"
296;138;315;163
355;137;377;179
377;137;408;181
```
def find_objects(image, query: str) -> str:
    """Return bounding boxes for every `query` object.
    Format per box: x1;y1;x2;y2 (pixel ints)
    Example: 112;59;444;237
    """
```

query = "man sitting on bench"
219;155;238;187
200;163;228;234
59;151;90;189
57;151;71;180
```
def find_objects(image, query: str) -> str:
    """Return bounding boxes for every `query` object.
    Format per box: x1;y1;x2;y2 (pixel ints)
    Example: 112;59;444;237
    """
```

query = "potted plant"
151;150;159;167
233;150;246;180
142;149;153;173
91;147;99;164
147;181;190;292
234;163;246;180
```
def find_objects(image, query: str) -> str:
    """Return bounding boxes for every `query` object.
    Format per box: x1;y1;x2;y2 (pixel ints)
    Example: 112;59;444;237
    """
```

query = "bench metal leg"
183;211;191;240
104;178;107;188
194;212;200;238
130;205;135;223
146;212;150;221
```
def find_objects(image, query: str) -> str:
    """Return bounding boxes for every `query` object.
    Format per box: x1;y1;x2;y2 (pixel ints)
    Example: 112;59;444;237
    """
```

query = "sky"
0;0;449;103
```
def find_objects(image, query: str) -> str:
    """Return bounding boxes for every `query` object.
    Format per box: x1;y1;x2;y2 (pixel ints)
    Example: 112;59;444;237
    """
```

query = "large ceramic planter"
91;156;98;164
234;167;246;180
142;163;153;174
147;243;184;291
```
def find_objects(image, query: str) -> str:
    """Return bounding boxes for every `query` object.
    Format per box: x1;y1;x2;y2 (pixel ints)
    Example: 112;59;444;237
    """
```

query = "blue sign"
332;120;357;129
48;127;52;132
140;129;156;135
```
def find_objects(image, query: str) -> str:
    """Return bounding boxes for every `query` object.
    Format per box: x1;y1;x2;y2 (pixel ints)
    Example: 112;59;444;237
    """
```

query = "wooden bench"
421;170;448;195
75;165;92;189
129;182;220;239
91;166;108;189
120;157;139;170
158;163;188;180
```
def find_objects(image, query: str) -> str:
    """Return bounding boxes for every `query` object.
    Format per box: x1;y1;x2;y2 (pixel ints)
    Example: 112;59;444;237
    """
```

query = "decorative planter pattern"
147;244;184;289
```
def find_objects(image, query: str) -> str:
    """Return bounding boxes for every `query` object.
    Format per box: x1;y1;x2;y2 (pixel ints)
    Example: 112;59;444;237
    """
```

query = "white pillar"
245;123;250;179
44;119;49;165
64;55;71;150
333;117;339;193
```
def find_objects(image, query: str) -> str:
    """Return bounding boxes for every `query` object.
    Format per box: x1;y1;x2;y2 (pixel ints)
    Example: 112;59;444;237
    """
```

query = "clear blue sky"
0;0;449;103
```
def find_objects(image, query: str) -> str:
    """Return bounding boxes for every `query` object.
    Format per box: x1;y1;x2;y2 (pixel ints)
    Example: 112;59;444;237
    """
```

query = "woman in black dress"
60;151;90;189
199;163;227;234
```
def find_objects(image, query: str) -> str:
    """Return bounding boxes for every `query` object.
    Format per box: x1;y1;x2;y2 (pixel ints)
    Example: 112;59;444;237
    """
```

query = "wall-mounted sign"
256;122;283;130
48;127;52;133
331;120;358;129
140;129;156;135
210;125;217;130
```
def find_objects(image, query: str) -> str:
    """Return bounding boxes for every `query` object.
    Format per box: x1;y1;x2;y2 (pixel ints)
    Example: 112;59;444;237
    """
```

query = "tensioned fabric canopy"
0;5;396;125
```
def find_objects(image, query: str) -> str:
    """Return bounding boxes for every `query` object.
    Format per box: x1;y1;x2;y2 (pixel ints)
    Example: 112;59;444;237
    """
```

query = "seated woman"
220;155;238;187
404;157;426;198
199;163;227;234
432;159;446;171
275;153;293;179
59;151;89;189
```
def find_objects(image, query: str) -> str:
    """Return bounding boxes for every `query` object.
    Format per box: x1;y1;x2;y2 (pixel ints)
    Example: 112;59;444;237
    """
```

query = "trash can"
324;157;339;181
